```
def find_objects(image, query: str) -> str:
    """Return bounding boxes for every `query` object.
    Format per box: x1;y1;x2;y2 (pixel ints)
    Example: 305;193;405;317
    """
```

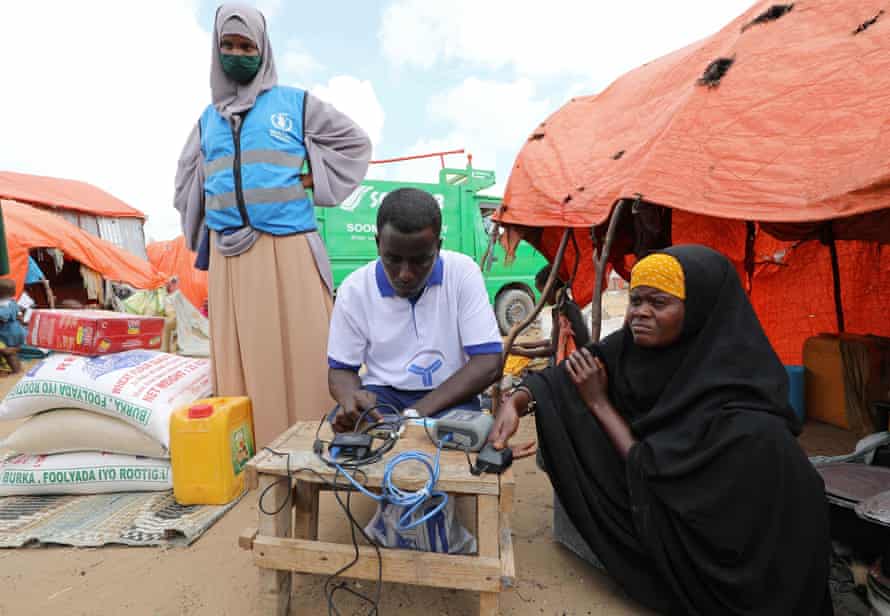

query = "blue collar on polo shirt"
375;256;444;298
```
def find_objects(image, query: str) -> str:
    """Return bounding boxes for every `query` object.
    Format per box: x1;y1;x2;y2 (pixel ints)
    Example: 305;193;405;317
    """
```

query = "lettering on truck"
345;223;448;235
342;189;445;213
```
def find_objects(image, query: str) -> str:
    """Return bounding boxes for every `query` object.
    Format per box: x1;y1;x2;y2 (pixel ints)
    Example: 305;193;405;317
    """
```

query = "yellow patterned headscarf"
630;253;686;300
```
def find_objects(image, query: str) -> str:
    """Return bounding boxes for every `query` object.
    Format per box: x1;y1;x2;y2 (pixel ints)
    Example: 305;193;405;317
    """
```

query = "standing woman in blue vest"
174;4;372;447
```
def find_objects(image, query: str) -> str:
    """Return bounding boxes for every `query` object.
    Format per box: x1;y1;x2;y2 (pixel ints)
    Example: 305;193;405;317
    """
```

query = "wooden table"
239;421;516;615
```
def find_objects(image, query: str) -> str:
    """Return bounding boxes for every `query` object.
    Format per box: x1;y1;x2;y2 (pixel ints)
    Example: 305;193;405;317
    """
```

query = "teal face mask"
220;54;262;84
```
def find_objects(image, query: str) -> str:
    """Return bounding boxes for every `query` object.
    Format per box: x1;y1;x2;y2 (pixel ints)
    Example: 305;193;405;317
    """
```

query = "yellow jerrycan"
169;397;255;505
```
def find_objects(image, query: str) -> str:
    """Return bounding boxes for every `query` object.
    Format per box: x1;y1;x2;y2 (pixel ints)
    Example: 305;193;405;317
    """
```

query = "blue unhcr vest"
199;86;315;235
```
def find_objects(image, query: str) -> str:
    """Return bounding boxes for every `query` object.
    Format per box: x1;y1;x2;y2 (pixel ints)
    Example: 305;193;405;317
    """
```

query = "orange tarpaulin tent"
147;236;208;310
497;0;890;364
0;199;165;295
0;171;144;219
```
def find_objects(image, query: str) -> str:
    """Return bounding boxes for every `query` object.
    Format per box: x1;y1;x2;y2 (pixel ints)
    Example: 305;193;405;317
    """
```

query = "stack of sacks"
0;350;212;496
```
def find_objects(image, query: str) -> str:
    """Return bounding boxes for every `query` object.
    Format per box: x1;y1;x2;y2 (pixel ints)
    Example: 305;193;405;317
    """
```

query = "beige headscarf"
211;4;278;119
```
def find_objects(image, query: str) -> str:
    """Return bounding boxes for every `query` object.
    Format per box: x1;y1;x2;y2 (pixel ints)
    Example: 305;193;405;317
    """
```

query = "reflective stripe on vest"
202;149;305;178
206;185;307;211
199;86;315;235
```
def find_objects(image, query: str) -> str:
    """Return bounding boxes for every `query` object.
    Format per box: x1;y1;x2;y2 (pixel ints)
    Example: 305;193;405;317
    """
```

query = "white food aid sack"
0;452;172;496
1;409;169;458
0;351;212;448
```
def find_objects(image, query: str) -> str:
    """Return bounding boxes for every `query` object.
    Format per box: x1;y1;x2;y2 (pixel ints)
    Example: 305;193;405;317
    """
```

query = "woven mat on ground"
0;490;241;548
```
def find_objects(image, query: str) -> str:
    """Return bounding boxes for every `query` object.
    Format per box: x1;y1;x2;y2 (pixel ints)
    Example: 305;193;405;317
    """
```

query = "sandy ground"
0;340;860;615
0;411;646;616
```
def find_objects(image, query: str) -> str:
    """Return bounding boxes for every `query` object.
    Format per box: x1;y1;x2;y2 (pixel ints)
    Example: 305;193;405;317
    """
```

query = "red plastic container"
27;309;164;355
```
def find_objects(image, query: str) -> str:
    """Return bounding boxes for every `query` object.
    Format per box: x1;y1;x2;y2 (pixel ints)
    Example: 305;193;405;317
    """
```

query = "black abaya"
526;245;832;615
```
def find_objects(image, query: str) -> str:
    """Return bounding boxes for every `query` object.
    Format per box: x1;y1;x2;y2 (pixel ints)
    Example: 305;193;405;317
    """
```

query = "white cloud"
0;1;210;242
254;0;283;21
278;40;324;79
380;1;757;194
310;76;386;148
380;77;551;193
429;78;551;155
381;0;757;89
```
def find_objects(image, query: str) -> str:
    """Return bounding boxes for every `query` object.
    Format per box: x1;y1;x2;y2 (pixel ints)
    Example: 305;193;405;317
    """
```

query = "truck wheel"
495;289;535;335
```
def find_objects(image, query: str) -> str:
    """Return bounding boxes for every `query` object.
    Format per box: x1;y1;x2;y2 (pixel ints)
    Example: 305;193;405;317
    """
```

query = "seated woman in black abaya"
490;245;833;615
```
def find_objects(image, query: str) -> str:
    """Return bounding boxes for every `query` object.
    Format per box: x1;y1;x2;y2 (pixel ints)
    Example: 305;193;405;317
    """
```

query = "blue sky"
0;0;756;240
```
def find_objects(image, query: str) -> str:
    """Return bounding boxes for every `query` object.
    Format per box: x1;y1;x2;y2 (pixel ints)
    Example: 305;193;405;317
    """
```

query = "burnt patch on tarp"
697;57;735;88
742;4;794;32
612;150;625;160
529;125;546;141
854;10;884;34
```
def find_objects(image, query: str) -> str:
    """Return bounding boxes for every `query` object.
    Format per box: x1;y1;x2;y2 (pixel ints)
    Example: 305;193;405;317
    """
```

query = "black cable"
316;408;402;470
259;411;483;613
314;408;397;613
259;447;383;616
318;436;399;470
353;403;402;432
258;445;362;516
325;467;383;615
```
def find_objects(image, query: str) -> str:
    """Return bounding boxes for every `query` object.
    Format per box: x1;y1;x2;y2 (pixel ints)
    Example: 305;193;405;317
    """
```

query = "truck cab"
314;164;547;333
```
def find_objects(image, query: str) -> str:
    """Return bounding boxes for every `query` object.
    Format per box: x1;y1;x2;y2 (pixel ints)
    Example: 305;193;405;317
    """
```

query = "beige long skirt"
209;233;334;447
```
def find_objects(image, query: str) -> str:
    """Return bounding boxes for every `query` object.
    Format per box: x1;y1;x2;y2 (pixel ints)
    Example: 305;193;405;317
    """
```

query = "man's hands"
331;389;380;433
487;389;536;459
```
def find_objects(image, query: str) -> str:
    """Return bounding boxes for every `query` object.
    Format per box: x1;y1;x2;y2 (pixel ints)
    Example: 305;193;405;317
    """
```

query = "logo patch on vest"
270;113;293;131
269;113;294;144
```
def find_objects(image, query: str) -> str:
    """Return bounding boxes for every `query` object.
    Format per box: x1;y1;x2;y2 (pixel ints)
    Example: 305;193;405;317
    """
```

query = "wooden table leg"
479;592;499;616
258;473;293;616
499;469;516;589
293;480;319;539
478;494;500;616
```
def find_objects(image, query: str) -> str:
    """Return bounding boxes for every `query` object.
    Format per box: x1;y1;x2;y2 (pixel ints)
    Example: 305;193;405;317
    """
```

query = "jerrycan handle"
188;404;214;419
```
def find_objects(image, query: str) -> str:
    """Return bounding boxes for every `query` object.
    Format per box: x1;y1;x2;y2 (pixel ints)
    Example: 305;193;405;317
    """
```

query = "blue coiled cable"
332;433;451;532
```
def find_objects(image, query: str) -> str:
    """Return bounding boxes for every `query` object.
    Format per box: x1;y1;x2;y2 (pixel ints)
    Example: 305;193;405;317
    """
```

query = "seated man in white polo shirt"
327;187;502;432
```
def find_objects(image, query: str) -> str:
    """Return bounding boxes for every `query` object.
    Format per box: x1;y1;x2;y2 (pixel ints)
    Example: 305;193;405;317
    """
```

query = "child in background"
0;279;25;375
512;266;591;365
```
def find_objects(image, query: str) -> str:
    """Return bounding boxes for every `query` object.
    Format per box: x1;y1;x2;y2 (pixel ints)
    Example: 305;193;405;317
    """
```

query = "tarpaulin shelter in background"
496;0;890;364
0;207;9;276
0;171;148;259
147;236;208;311
0;199;165;296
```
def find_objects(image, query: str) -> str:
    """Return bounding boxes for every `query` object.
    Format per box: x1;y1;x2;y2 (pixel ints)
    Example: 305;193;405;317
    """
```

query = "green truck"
314;164;547;333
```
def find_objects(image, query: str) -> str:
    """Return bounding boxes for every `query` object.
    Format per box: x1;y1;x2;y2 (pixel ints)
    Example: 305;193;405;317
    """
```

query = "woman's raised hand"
565;348;609;412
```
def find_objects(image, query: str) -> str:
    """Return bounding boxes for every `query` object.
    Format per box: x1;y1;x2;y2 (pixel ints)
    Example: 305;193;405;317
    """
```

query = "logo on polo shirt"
407;351;445;387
